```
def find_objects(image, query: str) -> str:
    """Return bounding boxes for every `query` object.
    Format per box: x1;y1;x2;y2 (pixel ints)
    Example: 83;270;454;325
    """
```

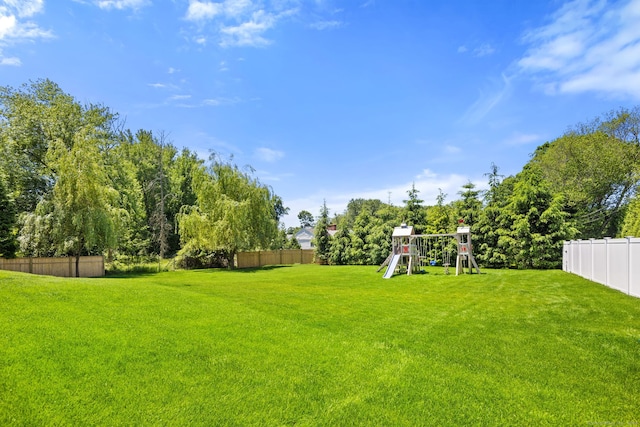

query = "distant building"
293;225;338;250
294;227;315;249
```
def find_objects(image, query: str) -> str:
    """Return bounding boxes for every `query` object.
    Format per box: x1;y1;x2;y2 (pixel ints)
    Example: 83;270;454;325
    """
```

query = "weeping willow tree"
177;159;280;268
50;132;124;275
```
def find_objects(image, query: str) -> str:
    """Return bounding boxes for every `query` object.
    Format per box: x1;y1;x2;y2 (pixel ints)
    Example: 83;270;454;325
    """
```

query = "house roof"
294;226;338;239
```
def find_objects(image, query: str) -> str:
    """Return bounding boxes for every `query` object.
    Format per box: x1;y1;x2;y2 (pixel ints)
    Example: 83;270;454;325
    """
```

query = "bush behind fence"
563;238;640;298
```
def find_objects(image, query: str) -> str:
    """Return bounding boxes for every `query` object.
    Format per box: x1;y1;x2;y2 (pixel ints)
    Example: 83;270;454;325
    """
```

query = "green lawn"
1;265;639;426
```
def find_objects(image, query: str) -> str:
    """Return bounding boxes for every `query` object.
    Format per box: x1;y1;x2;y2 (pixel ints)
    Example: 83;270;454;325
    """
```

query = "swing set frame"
380;224;481;278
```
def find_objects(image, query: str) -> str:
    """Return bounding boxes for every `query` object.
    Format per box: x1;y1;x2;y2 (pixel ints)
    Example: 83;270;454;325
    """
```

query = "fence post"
576;240;581;277
590;238;594;281
604;237;610;288
627;237;632;295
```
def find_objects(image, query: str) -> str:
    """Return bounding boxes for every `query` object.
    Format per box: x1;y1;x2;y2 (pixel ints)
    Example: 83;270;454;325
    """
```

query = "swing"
429;237;437;266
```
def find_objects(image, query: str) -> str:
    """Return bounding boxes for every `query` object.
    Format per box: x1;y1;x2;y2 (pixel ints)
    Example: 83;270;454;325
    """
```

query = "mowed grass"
1;265;639;426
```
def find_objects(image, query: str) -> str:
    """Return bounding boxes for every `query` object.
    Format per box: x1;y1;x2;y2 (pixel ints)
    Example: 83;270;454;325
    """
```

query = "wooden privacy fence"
563;238;640;298
0;256;105;278
237;249;314;269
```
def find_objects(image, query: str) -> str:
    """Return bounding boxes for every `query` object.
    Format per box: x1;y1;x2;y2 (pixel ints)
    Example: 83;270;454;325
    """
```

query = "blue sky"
2;0;640;228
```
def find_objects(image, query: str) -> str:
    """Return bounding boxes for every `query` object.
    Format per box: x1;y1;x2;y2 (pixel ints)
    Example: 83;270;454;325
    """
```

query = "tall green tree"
167;148;203;254
475;164;513;268
349;209;372;265
532;109;640;238
426;189;453;234
621;190;640;237
403;183;427;234
48;131;123;275
0;79;117;213
0;176;17;258
454;181;482;228
366;203;401;265
313;200;331;264
297;210;314;228
497;166;577;269
177;159;280;268
328;217;351;265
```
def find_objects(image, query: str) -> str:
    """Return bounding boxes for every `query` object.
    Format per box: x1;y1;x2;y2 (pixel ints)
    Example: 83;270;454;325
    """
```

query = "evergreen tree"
454;181;482;228
475;164;512;268
403;183;427;234
498;166;577;269
349;209;371;264
313;200;331;264
328;218;351;265
426;189;453;234
284;233;302;249
366;204;400;265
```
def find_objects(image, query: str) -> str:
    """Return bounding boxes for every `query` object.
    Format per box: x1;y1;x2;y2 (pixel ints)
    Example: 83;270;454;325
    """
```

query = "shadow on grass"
215;265;293;274
104;265;293;278
103;271;162;279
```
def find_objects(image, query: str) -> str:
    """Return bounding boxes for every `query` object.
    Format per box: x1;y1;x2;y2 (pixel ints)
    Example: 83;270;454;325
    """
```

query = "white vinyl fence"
563;238;640;298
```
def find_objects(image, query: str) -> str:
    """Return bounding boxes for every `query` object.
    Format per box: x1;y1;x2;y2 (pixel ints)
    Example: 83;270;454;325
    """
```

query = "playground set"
380;224;480;278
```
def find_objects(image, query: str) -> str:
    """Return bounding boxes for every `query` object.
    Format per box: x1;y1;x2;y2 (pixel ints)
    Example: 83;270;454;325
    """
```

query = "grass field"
1;265;639;426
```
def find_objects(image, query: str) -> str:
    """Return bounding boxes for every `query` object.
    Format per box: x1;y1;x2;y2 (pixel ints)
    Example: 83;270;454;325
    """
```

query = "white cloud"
0;0;52;65
473;43;495;57
202;96;241;106
220;10;278;47
457;42;495;57
169;94;192;101
444;145;462;154
460;73;512;124
0;53;20;66
504;132;542;146
309;20;342;30
185;1;223;21
254;147;284;163
0;14;17;39
2;0;44;17
183;1;302;48
518;0;640;100
94;0;149;10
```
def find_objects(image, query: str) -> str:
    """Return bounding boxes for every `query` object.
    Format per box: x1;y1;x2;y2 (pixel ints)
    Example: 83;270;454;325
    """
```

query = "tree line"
306;107;640;269
1;79;639;270
0;79;288;272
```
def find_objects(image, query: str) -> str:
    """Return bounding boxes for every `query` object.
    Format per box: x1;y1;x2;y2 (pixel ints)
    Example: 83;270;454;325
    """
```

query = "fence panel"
608;240;629;294
578;240;591;279
236;250;314;269
236;252;260;269
630;239;640;298
591;240;607;286
0;256;105;277
564;238;639;298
